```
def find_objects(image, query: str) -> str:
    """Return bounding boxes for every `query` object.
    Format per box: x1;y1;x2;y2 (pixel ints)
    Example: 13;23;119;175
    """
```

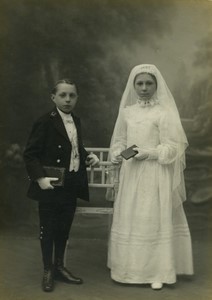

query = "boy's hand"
37;177;59;190
86;154;99;167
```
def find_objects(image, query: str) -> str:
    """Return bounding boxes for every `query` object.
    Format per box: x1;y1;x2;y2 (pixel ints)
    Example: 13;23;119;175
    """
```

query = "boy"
23;79;99;292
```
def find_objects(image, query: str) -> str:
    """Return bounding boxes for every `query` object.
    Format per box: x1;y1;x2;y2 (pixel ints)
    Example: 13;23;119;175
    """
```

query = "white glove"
37;177;59;190
133;147;149;160
110;149;123;165
134;147;158;161
86;153;100;166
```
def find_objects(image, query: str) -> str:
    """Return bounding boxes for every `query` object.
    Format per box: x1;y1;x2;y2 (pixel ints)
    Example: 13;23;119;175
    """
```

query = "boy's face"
51;83;78;114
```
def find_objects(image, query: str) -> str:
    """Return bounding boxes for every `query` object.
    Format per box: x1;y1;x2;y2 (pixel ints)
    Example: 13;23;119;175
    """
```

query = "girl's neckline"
137;98;159;108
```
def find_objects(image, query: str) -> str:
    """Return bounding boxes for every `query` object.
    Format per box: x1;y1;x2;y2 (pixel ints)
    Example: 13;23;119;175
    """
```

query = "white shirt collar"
56;108;73;121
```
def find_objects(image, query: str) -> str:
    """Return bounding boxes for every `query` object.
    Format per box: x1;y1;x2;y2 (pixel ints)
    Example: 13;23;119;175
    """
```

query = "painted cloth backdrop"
0;0;211;228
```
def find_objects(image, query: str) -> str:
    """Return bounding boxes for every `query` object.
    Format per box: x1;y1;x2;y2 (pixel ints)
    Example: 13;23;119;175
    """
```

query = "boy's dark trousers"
38;170;81;270
38;200;76;270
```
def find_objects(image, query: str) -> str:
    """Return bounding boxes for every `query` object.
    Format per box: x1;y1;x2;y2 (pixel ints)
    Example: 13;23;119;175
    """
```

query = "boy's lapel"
50;108;70;142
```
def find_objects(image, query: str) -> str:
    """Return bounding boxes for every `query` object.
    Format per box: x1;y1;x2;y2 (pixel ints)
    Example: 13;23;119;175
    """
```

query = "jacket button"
58;145;62;148
57;159;61;163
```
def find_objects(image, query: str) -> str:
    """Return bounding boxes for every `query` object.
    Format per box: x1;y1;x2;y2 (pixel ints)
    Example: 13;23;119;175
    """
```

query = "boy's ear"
51;94;55;102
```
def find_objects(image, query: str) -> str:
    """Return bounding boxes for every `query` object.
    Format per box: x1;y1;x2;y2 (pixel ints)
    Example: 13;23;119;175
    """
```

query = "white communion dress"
108;102;194;284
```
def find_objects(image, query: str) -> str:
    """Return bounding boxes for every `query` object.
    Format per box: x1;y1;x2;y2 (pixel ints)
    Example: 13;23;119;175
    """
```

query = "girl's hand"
133;147;149;160
111;149;122;164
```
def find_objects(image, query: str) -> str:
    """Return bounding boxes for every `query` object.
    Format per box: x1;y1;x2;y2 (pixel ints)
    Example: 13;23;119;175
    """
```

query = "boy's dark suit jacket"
23;107;89;202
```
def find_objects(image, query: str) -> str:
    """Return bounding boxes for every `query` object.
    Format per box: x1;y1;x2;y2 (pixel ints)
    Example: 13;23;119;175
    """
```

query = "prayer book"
121;145;138;160
43;166;65;187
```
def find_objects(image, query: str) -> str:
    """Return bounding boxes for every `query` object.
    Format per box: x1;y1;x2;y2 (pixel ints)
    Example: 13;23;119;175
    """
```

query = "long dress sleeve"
110;108;127;155
147;111;178;164
157;112;178;164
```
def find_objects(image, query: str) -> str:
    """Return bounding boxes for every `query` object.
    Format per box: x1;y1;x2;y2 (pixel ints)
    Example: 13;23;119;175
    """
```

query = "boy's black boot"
42;267;54;292
54;258;83;284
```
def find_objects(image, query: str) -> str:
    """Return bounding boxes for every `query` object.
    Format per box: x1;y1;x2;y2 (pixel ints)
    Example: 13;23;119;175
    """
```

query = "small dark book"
121;145;138;160
43;166;65;187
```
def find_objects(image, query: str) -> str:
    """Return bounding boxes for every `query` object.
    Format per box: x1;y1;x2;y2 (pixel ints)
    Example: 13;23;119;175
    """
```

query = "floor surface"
0;201;211;300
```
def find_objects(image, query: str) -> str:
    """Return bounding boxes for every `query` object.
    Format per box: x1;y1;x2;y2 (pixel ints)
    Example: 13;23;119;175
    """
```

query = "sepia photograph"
0;0;211;299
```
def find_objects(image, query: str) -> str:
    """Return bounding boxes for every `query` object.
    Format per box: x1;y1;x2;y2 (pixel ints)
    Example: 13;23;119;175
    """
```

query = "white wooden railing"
75;148;119;214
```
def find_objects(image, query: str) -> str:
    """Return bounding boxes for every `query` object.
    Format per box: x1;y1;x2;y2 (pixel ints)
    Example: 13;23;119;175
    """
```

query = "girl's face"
134;73;157;100
51;83;78;113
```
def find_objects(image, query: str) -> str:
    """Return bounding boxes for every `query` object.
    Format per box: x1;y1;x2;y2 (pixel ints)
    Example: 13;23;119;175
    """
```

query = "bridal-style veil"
109;64;188;207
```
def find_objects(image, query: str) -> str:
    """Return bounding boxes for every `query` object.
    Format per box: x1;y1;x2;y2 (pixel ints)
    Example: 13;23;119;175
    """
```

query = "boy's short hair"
52;78;77;94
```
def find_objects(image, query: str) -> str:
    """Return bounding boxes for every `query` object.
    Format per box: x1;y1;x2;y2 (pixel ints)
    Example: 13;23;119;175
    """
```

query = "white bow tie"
64;115;73;123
